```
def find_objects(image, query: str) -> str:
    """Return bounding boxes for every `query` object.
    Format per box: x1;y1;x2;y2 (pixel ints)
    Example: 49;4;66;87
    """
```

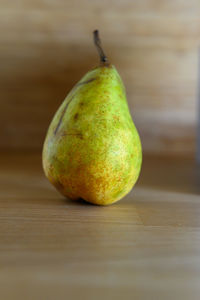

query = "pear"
42;30;142;205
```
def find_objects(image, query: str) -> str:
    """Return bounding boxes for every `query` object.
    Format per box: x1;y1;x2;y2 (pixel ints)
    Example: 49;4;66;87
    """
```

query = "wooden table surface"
0;153;200;300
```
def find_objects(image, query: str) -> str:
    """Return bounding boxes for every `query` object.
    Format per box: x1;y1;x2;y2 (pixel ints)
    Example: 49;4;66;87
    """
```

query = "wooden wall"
1;0;200;155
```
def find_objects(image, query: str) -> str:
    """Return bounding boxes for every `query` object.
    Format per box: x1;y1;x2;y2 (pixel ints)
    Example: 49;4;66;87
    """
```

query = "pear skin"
42;30;142;205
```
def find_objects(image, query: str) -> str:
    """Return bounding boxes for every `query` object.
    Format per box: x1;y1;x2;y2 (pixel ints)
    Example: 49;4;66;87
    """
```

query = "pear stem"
93;30;109;65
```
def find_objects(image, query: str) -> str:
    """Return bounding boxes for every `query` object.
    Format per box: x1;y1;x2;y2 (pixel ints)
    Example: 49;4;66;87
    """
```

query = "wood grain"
0;0;199;155
0;153;200;299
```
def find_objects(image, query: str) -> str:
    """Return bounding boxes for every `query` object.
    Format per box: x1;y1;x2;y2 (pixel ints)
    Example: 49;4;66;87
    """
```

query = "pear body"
42;65;142;205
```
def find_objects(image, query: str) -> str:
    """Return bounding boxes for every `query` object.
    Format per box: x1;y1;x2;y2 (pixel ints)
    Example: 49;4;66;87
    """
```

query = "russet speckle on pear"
42;30;142;205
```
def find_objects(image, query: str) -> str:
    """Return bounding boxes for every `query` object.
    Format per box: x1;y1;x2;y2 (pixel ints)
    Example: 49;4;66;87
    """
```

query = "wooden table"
0;153;200;300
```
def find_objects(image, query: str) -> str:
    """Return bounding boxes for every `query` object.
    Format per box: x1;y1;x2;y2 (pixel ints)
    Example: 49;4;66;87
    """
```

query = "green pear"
42;30;142;205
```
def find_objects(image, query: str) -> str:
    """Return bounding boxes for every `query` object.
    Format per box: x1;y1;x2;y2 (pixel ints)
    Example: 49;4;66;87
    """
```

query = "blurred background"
1;0;199;157
2;2;200;299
